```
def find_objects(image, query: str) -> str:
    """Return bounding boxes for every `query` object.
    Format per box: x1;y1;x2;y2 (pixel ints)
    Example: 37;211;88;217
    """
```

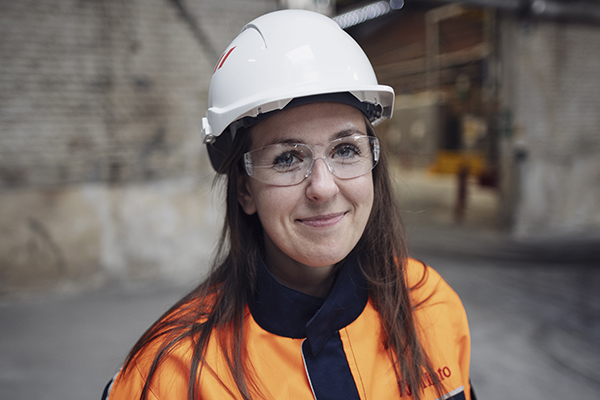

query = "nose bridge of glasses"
303;142;327;159
305;156;335;180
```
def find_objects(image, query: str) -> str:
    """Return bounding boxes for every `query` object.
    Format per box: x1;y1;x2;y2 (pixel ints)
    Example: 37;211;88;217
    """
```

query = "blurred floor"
419;253;600;400
0;170;599;399
399;168;600;399
0;281;191;400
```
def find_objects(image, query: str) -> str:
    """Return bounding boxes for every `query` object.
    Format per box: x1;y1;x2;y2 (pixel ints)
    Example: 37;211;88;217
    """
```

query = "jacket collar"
248;251;368;356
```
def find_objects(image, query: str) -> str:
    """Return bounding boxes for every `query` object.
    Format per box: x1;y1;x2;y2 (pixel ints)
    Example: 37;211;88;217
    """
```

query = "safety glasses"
243;135;379;186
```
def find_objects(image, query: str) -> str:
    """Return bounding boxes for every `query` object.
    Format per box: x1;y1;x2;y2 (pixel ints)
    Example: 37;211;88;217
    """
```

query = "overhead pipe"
443;0;600;25
528;0;600;24
441;0;521;12
334;1;600;27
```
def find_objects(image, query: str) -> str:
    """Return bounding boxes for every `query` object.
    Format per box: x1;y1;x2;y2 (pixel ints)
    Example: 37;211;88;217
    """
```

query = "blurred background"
0;0;599;399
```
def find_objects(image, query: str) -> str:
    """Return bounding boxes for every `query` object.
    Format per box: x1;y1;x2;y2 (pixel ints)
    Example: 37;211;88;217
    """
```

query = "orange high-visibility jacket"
105;255;473;400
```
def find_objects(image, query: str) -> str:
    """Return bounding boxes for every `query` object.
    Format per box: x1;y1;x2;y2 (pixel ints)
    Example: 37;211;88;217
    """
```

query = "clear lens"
244;135;379;186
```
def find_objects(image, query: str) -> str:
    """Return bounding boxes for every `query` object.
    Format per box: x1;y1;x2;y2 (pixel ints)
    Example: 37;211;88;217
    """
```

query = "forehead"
249;102;367;149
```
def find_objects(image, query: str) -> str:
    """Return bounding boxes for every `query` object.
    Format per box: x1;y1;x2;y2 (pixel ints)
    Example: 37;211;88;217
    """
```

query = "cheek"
348;176;374;213
252;186;298;224
350;178;375;240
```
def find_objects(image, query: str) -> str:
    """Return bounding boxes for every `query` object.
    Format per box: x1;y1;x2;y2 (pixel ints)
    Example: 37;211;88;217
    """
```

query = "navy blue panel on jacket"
249;251;368;400
450;390;466;400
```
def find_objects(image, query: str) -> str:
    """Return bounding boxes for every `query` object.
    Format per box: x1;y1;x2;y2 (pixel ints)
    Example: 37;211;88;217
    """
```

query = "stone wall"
498;15;600;240
0;0;277;187
0;0;277;293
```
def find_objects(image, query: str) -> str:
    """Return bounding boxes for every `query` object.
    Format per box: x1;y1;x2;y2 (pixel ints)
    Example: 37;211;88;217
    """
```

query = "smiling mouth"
297;212;346;228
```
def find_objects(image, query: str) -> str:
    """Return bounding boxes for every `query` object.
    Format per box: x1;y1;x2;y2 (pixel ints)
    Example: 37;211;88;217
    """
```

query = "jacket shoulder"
406;258;473;400
105;291;221;400
406;258;462;309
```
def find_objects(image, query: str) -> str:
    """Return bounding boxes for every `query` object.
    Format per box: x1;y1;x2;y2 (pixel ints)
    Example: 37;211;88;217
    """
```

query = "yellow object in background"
429;150;485;176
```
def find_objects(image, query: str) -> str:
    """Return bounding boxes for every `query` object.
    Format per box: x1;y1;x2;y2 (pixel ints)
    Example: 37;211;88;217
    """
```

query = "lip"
297;212;346;228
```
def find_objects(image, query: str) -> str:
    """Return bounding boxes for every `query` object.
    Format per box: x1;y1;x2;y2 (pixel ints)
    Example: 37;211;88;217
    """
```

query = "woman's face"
238;102;374;272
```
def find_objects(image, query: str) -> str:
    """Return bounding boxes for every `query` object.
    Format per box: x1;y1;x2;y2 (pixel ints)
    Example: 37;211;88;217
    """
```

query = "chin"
296;249;352;268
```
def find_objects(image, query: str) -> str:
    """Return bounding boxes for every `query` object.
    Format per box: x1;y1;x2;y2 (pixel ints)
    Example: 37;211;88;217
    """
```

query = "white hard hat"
202;9;395;171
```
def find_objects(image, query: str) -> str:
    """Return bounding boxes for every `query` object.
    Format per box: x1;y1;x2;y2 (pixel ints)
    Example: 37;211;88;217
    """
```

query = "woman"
103;9;473;400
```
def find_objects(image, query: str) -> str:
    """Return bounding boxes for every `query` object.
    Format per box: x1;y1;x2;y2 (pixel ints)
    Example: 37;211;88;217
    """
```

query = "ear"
237;172;257;215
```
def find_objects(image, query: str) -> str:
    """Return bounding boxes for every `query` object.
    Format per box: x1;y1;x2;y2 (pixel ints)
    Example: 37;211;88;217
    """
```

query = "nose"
304;158;339;201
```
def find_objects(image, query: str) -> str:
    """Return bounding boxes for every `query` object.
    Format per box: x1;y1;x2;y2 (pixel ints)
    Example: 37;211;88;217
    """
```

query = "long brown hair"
118;120;444;400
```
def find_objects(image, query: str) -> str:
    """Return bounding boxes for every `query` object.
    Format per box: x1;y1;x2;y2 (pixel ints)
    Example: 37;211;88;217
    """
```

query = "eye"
272;150;304;171
331;143;361;160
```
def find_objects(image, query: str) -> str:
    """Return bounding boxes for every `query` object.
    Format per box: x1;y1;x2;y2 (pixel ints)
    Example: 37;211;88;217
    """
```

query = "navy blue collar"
248;251;368;356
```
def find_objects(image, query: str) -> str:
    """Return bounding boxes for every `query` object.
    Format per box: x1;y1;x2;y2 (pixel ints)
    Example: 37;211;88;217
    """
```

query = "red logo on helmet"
214;46;236;73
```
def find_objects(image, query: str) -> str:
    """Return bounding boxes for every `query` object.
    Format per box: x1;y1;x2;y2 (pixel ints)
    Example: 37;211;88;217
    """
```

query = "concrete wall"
0;0;277;293
0;179;224;292
498;15;600;240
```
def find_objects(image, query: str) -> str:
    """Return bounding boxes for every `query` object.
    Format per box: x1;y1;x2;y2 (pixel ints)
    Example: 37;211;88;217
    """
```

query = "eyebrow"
263;128;367;147
331;128;366;140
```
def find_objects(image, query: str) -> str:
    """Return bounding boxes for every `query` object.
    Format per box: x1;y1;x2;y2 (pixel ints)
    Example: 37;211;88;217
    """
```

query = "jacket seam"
133;361;161;400
342;327;367;400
